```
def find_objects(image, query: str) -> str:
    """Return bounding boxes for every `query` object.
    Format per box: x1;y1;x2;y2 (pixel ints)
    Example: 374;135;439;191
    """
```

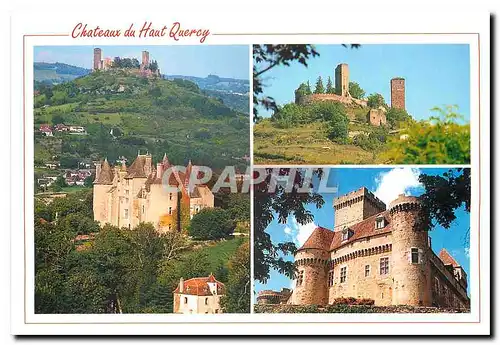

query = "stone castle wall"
391;78;405;110
368;109;387;127
291;248;329;305
296;93;368;108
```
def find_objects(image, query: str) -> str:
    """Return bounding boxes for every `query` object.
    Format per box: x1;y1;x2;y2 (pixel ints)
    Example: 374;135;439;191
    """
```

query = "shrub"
188;208;234;240
380;105;470;164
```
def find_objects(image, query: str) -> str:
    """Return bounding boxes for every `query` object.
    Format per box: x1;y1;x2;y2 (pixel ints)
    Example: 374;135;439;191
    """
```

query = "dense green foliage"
351;126;389;151
367;93;386;108
326;77;335;94
381;106;470;164
34;69;249;171
349;81;365;99
219;241;250;313
34;189;249;314
188;208;235;240
386;107;412;128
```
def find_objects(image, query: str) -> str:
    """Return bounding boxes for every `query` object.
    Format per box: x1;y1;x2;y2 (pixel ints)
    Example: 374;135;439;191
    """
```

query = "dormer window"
375;216;385;229
341;227;351;242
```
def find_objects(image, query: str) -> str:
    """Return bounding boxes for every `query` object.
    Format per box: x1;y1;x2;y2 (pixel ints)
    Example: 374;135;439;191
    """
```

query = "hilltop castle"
93;153;214;232
92;47;160;77
259;187;470;309
295;63;407;127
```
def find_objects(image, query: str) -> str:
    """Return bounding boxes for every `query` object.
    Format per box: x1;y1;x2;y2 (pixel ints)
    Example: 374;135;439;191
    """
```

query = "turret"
291;227;333;305
389;194;431;306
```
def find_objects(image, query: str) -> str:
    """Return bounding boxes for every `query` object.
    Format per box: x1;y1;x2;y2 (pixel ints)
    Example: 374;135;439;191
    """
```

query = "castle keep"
391;77;406;110
272;187;470;308
92;47;160;77
93;153;214;232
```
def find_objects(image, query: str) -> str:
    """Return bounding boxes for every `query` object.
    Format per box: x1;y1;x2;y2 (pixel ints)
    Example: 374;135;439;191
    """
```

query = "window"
380;257;389;275
342;232;349;241
126;190;129;196
168;207;172;215
125;198;129;203
168;224;171;231
411;248;421;264
297;270;304;286
340;266;347;283
184;297;188;303
375;217;385;229
142;205;145;214
169;193;173;200
205;298;209;305
215;309;219;313
328;270;334;287
365;265;371;277
434;277;440;294
126;179;130;186
124;209;129;219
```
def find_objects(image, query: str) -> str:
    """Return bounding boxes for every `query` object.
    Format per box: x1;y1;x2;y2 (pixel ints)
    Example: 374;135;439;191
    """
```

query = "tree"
380;106;470;164
349;81;365;99
149;60;159;72
326;77;335;94
52;114;65;125
53;176;67;191
314;76;325;94
294;82;312;100
254;169;324;283
367;93;386;108
188;208;234;240
418;168;470;230
220;241;250;313
253;44;360;122
386;107;412;128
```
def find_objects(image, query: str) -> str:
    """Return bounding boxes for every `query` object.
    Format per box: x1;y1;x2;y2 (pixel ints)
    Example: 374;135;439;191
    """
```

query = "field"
253;120;376;164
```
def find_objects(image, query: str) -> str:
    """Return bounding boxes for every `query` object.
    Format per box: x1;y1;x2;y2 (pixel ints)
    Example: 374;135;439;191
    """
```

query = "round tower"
292;227;333;305
389;194;431;306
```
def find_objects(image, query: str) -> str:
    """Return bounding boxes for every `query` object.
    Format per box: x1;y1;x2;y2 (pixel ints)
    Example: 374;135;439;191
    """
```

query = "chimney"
179;277;184;293
156;163;163;179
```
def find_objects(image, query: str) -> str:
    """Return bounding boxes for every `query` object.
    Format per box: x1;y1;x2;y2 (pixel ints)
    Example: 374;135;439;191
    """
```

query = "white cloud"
374;168;422;205
283;216;317;247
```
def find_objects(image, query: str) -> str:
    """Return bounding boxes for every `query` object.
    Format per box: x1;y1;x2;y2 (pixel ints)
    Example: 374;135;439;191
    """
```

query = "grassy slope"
254;120;375;164
34;70;250;170
195;237;247;272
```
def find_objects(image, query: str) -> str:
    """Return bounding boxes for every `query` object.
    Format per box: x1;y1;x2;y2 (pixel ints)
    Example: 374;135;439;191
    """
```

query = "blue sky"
256;44;470;121
34;45;250;79
255;168;471;299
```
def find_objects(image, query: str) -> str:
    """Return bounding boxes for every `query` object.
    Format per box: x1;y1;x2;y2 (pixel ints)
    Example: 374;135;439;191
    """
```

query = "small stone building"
367;108;387;126
173;274;225;314
287;187;470;308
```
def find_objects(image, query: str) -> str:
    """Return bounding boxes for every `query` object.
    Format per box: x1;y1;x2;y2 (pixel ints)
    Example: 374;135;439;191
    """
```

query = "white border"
10;11;490;335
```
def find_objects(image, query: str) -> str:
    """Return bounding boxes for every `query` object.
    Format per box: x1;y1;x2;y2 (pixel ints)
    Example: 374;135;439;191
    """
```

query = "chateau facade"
286;187;469;308
93;153;214;232
173;274;225;314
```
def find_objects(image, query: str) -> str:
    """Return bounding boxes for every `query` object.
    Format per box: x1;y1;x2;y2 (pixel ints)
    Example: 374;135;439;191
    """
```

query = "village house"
173;274;225;314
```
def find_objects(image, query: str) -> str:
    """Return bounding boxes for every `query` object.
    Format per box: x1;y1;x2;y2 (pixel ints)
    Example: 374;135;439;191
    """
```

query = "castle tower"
390;77;405;110
291;227;333;305
141;50;150;70
335;63;349;97
333;187;386;231
389;194;431;306
93;158;114;226
93;48;102;71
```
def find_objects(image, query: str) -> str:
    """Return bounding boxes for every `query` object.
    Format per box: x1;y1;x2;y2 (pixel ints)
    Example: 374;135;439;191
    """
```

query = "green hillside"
34;69;250;170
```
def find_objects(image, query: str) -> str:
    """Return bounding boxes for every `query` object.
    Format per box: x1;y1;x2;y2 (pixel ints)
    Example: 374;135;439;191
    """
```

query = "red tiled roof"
329;211;391;250
173;274;225;296
438;248;460;267
299;226;336;251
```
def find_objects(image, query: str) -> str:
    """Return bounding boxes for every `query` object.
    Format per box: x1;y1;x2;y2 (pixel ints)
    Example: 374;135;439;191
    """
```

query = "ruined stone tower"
141;50;150;70
333;187;386;231
93;48;102;71
390;77;406;110
292;227;332;305
389;194;431;306
335;63;349;97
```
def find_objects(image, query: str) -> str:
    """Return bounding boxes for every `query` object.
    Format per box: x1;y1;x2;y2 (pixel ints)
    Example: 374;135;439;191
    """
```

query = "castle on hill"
294;63;406;127
93;153;214;232
258;187;470;309
92;47;160;77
